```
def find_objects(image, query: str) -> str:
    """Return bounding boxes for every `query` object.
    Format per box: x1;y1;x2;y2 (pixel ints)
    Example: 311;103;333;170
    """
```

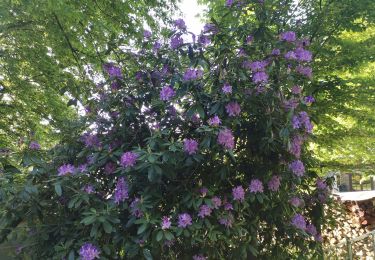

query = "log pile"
323;198;375;259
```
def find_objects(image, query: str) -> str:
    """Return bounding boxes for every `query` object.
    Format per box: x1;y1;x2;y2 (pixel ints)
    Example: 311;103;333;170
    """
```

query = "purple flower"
174;18;187;30
120;151;138;168
289;135;304;158
306;223;317;236
280;31;296;42
83;185;95;194
81;133;100;148
170;35;183;49
198;204;212;218
283;98;299;110
225;0;234;7
238;48;247;57
249;179;264;193
252;71;269;84
198;35;211;46
200;187;208;197
178;213;192;228
271;48;281;56
225;102;241;117
268;176;281;191
58;164;75;176
289;160;305;177
218;128;235;150
292;115;301;129
249;60;268;72
296;65;312;78
78;164;88;173
153;41;161;52
114;177;129;204
291;85;302;94
295;48;312;62
203;23;219;34
104;161;116;174
211;196;222;209
184;138;199;155
284;51;297;60
130;198;143;218
289;197;303;207
161;216;172;230
79;243;100;260
143;30;152;38
208;115;221;126
291;213;307;230
222;83;232;94
232;186;245;202
316;178;327;190
160;85;175;101
183;68;204;81
299;111;313;133
193;255;207;260
29;141;40;150
219;213;233;228
246;35;254;44
304;96;315;105
224;201;234;211
103;63;122;78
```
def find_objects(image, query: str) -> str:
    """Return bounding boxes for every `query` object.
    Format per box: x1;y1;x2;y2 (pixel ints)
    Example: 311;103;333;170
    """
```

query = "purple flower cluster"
114;177;129;204
289;135;304;158
316;179;327;190
208;115;221;126
292;85;302;94
249;179;264;193
289;160;305;177
58;164;75;176
198;204;212;218
178;213;192;228
232;186;245;202
292;111;313;133
249;60;268;72
170;35;183;49
246;35;254;44
79;243;100;260
120;151;138;168
203;23;219;34
130;198;143;218
160;85;175;101
83;185;95;194
225;0;234;7
143;30;152;38
174;18;187;30
304;96;315;105
280;31;296;42
295;47;312;62
289;197;303;207
284;51;297;60
296;65;312;78
253;71;269;84
291;213;307;230
225;102;241;117
219;213;234;228
272;48;281;56
183;68;203;81
198;35;211;46
268;176;281;191
306;223;317;236
29;141;40;150
161;216;171;230
211;196;222;209
184;138;199;155
81;133;100;148
103;63;122;78
222;83;232;94
218;128;235;150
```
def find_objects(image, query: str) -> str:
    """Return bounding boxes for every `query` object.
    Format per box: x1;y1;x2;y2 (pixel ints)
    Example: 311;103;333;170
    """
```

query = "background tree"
0;0;178;151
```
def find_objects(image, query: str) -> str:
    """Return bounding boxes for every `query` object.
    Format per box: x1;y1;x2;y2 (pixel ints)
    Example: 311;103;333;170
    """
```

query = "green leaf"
137;223;148;234
143;249;153;260
164;231;174;240
68;250;75;260
81;215;96;225
156;230;163;241
54;183;62;196
102;221;112;233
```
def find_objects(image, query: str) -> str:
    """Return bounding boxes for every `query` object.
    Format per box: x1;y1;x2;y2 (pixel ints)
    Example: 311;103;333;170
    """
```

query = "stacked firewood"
323;199;375;259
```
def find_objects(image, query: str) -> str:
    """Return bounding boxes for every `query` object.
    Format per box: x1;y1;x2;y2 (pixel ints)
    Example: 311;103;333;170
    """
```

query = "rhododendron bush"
0;1;332;259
